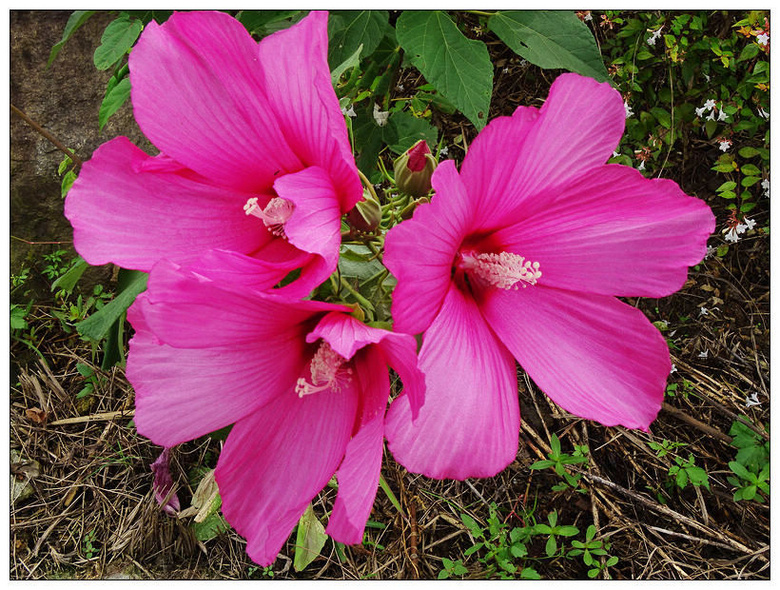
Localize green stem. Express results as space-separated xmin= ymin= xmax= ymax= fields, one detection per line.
xmin=339 ymin=275 xmax=374 ymax=312
xmin=357 ymin=168 xmax=379 ymax=203
xmin=466 ymin=10 xmax=496 ymax=17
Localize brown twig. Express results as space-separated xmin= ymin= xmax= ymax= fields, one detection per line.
xmin=10 ymin=103 xmax=83 ymax=171
xmin=48 ymin=409 xmax=135 ymax=426
xmin=661 ymin=402 xmax=732 ymax=444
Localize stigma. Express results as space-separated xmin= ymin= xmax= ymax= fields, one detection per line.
xmin=295 ymin=341 xmax=352 ymax=398
xmin=460 ymin=251 xmax=542 ymax=290
xmin=244 ymin=196 xmax=294 ymax=238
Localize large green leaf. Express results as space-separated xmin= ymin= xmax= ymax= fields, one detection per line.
xmin=93 ymin=13 xmax=144 ymax=71
xmin=48 ymin=11 xmax=96 ymax=67
xmin=385 ymin=110 xmax=438 ymax=155
xmin=396 ymin=11 xmax=493 ymax=130
xmin=328 ymin=10 xmax=390 ymax=68
xmin=488 ymin=11 xmax=610 ymax=82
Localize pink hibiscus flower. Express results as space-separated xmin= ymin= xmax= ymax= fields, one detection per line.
xmin=127 ymin=252 xmax=424 ymax=565
xmin=65 ymin=11 xmax=362 ymax=296
xmin=383 ymin=73 xmax=715 ymax=480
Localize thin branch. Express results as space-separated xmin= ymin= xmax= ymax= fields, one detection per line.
xmin=11 ymin=103 xmax=83 ymax=170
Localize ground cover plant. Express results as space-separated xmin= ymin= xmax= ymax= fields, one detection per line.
xmin=10 ymin=9 xmax=769 ymax=579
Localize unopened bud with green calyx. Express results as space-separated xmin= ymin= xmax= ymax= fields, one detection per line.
xmin=346 ymin=188 xmax=382 ymax=233
xmin=394 ymin=140 xmax=437 ymax=197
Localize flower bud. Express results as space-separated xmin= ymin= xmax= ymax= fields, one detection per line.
xmin=346 ymin=188 xmax=382 ymax=233
xmin=394 ymin=140 xmax=437 ymax=197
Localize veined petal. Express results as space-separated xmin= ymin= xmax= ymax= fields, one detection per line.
xmin=127 ymin=293 xmax=306 ymax=447
xmin=258 ymin=11 xmax=363 ymax=212
xmin=385 ymin=160 xmax=472 ymax=335
xmin=273 ymin=166 xmax=342 ymax=292
xmin=64 ymin=137 xmax=267 ymax=271
xmin=327 ymin=347 xmax=388 ymax=544
xmin=138 ymin=260 xmax=348 ymax=350
xmin=481 ymin=286 xmax=669 ymax=431
xmin=130 ymin=11 xmax=302 ymax=193
xmin=491 ymin=165 xmax=715 ymax=297
xmin=385 ymin=284 xmax=519 ymax=480
xmin=216 ymin=384 xmax=357 ymax=566
xmin=462 ymin=73 xmax=625 ymax=229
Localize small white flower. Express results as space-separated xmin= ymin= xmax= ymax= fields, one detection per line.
xmin=612 ymin=151 xmax=620 ymax=158
xmin=704 ymin=245 xmax=716 ymax=259
xmin=583 ymin=13 xmax=592 ymax=21
xmin=761 ymin=178 xmax=770 ymax=196
xmin=396 ymin=83 xmax=405 ymax=91
xmin=637 ymin=160 xmax=646 ymax=171
xmin=439 ymin=146 xmax=448 ymax=156
xmin=704 ymin=99 xmax=717 ymax=111
xmin=736 ymin=222 xmax=748 ymax=234
xmin=724 ymin=227 xmax=741 ymax=243
xmin=647 ymin=27 xmax=663 ymax=46
xmin=624 ymin=101 xmax=634 ymax=118
xmin=703 ymin=72 xmax=711 ymax=82
xmin=707 ymin=110 xmax=716 ymax=121
xmin=698 ymin=350 xmax=709 ymax=359
xmin=372 ymin=103 xmax=389 ymax=127
xmin=695 ymin=106 xmax=707 ymax=118
xmin=670 ymin=363 xmax=677 ymax=374
xmin=756 ymin=32 xmax=769 ymax=45
xmin=757 ymin=106 xmax=769 ymax=120
xmin=699 ymin=307 xmax=709 ymax=316
xmin=502 ymin=67 xmax=510 ymax=74
xmin=745 ymin=392 xmax=762 ymax=408
xmin=717 ymin=109 xmax=728 ymax=122
xmin=341 ymin=104 xmax=356 ymax=118
xmin=743 ymin=217 xmax=756 ymax=231
xmin=718 ymin=139 xmax=731 ymax=152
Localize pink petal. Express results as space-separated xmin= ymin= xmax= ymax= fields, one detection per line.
xmin=490 ymin=165 xmax=715 ymax=297
xmin=458 ymin=105 xmax=540 ymax=221
xmin=64 ymin=137 xmax=267 ymax=271
xmin=257 ymin=11 xmax=363 ymax=212
xmin=185 ymin=249 xmax=311 ymax=294
xmin=127 ymin=261 xmax=350 ymax=446
xmin=481 ymin=285 xmax=669 ymax=431
xmin=385 ymin=284 xmax=520 ymax=480
xmin=384 ymin=160 xmax=472 ymax=335
xmin=273 ymin=166 xmax=343 ymax=293
xmin=308 ymin=312 xmax=426 ymax=418
xmin=216 ymin=383 xmax=358 ymax=566
xmin=327 ymin=347 xmax=388 ymax=544
xmin=461 ymin=73 xmax=625 ymax=229
xmin=130 ymin=11 xmax=302 ymax=193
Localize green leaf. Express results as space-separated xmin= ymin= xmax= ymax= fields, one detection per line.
xmin=650 ymin=107 xmax=672 ymax=128
xmin=520 ymin=567 xmax=541 ymax=580
xmin=386 ymin=111 xmax=438 ymax=155
xmin=545 ymin=534 xmax=557 ymax=557
xmin=529 ymin=459 xmax=555 ymax=470
xmin=293 ymin=504 xmax=328 ymax=572
xmin=191 ymin=512 xmax=230 ymax=542
xmin=557 ymin=525 xmax=580 ymax=537
xmin=328 ymin=11 xmax=389 ymax=68
xmin=741 ymin=163 xmax=761 ymax=176
xmin=331 ymin=44 xmax=363 ymax=86
xmin=728 ymin=460 xmax=753 ymax=481
xmin=396 ymin=11 xmax=493 ymax=130
xmin=716 ymin=181 xmax=737 ymax=192
xmin=99 ymin=77 xmax=131 ymax=131
xmin=61 ymin=171 xmax=77 ymax=198
xmin=488 ymin=11 xmax=610 ymax=82
xmin=48 ymin=11 xmax=96 ymax=67
xmin=93 ymin=14 xmax=144 ymax=71
xmin=742 ymin=175 xmax=761 ymax=187
xmin=460 ymin=513 xmax=484 ymax=538
xmin=10 ymin=305 xmax=28 ymax=331
xmin=77 ymin=270 xmax=147 ymax=341
xmin=237 ymin=10 xmax=301 ymax=37
xmin=739 ymin=146 xmax=761 ymax=158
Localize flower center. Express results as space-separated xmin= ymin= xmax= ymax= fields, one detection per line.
xmin=243 ymin=197 xmax=295 ymax=238
xmin=295 ymin=341 xmax=352 ymax=398
xmin=460 ymin=251 xmax=542 ymax=290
